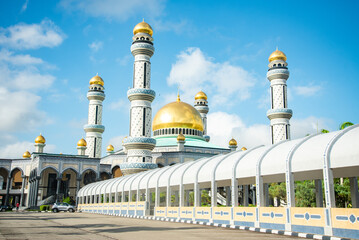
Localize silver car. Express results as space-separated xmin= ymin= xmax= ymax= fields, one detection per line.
xmin=52 ymin=202 xmax=76 ymax=212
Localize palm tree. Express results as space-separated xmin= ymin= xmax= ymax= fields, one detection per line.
xmin=339 ymin=122 xmax=354 ymax=130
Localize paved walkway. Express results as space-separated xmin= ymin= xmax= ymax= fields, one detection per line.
xmin=0 ymin=212 xmax=299 ymax=240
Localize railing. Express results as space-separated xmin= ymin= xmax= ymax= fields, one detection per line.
xmin=78 ymin=203 xmax=359 ymax=239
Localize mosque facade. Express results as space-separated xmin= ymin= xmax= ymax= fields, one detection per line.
xmin=0 ymin=21 xmax=287 ymax=208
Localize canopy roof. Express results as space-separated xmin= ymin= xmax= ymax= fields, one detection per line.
xmin=78 ymin=125 xmax=359 ymax=197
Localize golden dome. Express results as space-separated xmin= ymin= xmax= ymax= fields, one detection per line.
xmin=107 ymin=144 xmax=114 ymax=152
xmin=77 ymin=138 xmax=87 ymax=147
xmin=229 ymin=138 xmax=237 ymax=146
xmin=152 ymin=98 xmax=204 ymax=132
xmin=241 ymin=147 xmax=247 ymax=151
xmin=177 ymin=134 xmax=185 ymax=141
xmin=195 ymin=91 xmax=207 ymax=100
xmin=133 ymin=20 xmax=153 ymax=36
xmin=89 ymin=74 xmax=104 ymax=86
xmin=269 ymin=49 xmax=287 ymax=62
xmin=35 ymin=134 xmax=46 ymax=144
xmin=23 ymin=151 xmax=31 ymax=158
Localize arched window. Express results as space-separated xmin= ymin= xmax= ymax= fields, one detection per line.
xmin=172 ymin=129 xmax=175 ymax=134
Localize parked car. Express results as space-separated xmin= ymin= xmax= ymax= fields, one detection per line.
xmin=0 ymin=205 xmax=12 ymax=212
xmin=51 ymin=202 xmax=76 ymax=213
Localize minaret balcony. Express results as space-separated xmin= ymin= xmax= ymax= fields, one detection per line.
xmin=267 ymin=108 xmax=293 ymax=120
xmin=267 ymin=68 xmax=289 ymax=81
xmin=194 ymin=105 xmax=209 ymax=113
xmin=131 ymin=42 xmax=155 ymax=56
xmin=87 ymin=91 xmax=105 ymax=101
xmin=127 ymin=88 xmax=156 ymax=102
xmin=83 ymin=124 xmax=105 ymax=133
xmin=123 ymin=136 xmax=156 ymax=150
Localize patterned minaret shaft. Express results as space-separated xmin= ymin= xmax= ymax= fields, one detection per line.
xmin=84 ymin=75 xmax=105 ymax=158
xmin=194 ymin=91 xmax=210 ymax=142
xmin=267 ymin=50 xmax=292 ymax=144
xmin=121 ymin=21 xmax=157 ymax=175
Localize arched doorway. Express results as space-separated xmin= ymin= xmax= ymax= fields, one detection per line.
xmin=10 ymin=168 xmax=23 ymax=206
xmin=111 ymin=166 xmax=123 ymax=178
xmin=39 ymin=167 xmax=59 ymax=201
xmin=82 ymin=169 xmax=97 ymax=187
xmin=60 ymin=169 xmax=78 ymax=203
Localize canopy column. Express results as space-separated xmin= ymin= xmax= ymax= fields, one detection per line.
xmin=315 ymin=179 xmax=323 ymax=207
xmin=350 ymin=177 xmax=359 ymax=208
xmin=225 ymin=186 xmax=231 ymax=206
xmin=243 ymin=185 xmax=249 ymax=206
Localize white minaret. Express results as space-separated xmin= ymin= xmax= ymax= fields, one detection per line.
xmin=84 ymin=74 xmax=105 ymax=158
xmin=34 ymin=134 xmax=46 ymax=153
xmin=77 ymin=138 xmax=87 ymax=156
xmin=121 ymin=20 xmax=157 ymax=175
xmin=194 ymin=91 xmax=210 ymax=142
xmin=267 ymin=49 xmax=292 ymax=144
xmin=228 ymin=138 xmax=238 ymax=152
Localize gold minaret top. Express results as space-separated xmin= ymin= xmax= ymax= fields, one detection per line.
xmin=133 ymin=20 xmax=153 ymax=36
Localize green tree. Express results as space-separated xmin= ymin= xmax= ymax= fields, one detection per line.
xmin=295 ymin=180 xmax=316 ymax=207
xmin=321 ymin=129 xmax=330 ymax=133
xmin=334 ymin=178 xmax=351 ymax=208
xmin=268 ymin=182 xmax=287 ymax=205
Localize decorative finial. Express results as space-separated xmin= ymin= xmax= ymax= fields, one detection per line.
xmin=177 ymin=86 xmax=181 ymax=102
xmin=96 ymin=73 xmax=98 ymax=76
xmin=142 ymin=18 xmax=144 ymax=22
xmin=276 ymin=46 xmax=278 ymax=51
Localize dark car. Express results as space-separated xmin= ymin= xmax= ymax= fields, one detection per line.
xmin=0 ymin=205 xmax=13 ymax=212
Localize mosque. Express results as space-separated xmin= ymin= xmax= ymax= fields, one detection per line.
xmin=1 ymin=21 xmax=359 ymax=240
xmin=0 ymin=20 xmax=250 ymax=207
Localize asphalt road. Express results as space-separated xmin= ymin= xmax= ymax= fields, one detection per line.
xmin=0 ymin=211 xmax=300 ymax=240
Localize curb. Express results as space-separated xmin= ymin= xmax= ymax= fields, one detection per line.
xmin=86 ymin=212 xmax=349 ymax=240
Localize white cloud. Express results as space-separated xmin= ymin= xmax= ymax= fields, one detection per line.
xmin=167 ymin=48 xmax=256 ymax=106
xmin=0 ymin=51 xmax=55 ymax=91
xmin=88 ymin=41 xmax=103 ymax=52
xmin=0 ymin=87 xmax=49 ymax=132
xmin=293 ymin=84 xmax=321 ymax=97
xmin=59 ymin=0 xmax=165 ymax=21
xmin=0 ymin=141 xmax=56 ymax=158
xmin=0 ymin=49 xmax=43 ymax=65
xmin=208 ymin=111 xmax=270 ymax=149
xmin=0 ymin=19 xmax=66 ymax=49
xmin=290 ymin=116 xmax=332 ymax=138
xmin=206 ymin=111 xmax=332 ymax=150
xmin=207 ymin=111 xmax=244 ymax=148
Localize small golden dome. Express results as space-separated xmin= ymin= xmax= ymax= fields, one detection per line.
xmin=229 ymin=138 xmax=237 ymax=146
xmin=107 ymin=144 xmax=114 ymax=152
xmin=152 ymin=98 xmax=204 ymax=132
xmin=133 ymin=20 xmax=153 ymax=36
xmin=268 ymin=49 xmax=287 ymax=62
xmin=89 ymin=74 xmax=104 ymax=86
xmin=35 ymin=134 xmax=46 ymax=144
xmin=23 ymin=151 xmax=31 ymax=158
xmin=77 ymin=138 xmax=87 ymax=147
xmin=241 ymin=147 xmax=247 ymax=151
xmin=195 ymin=91 xmax=207 ymax=100
xmin=177 ymin=134 xmax=185 ymax=141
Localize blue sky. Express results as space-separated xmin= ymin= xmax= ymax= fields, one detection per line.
xmin=0 ymin=0 xmax=358 ymax=158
